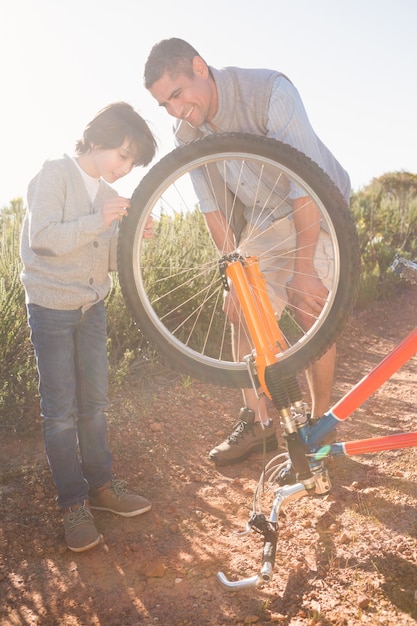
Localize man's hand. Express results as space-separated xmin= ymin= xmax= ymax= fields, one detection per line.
xmin=286 ymin=273 xmax=328 ymax=330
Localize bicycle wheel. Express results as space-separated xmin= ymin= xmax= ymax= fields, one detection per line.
xmin=118 ymin=133 xmax=360 ymax=388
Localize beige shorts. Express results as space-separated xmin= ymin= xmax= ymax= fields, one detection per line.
xmin=239 ymin=216 xmax=334 ymax=318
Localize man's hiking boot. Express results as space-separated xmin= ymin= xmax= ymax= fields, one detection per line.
xmin=89 ymin=479 xmax=151 ymax=517
xmin=209 ymin=407 xmax=278 ymax=466
xmin=63 ymin=502 xmax=100 ymax=552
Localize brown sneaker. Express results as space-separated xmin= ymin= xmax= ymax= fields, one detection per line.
xmin=209 ymin=407 xmax=278 ymax=466
xmin=63 ymin=502 xmax=100 ymax=552
xmin=89 ymin=479 xmax=151 ymax=517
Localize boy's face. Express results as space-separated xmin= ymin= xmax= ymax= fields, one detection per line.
xmin=149 ymin=56 xmax=217 ymax=128
xmin=91 ymin=138 xmax=137 ymax=183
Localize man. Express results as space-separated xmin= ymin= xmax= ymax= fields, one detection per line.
xmin=144 ymin=38 xmax=350 ymax=466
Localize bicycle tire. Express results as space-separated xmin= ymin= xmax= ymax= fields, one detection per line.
xmin=118 ymin=133 xmax=360 ymax=388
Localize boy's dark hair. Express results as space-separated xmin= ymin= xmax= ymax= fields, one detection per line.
xmin=75 ymin=102 xmax=157 ymax=167
xmin=144 ymin=38 xmax=201 ymax=89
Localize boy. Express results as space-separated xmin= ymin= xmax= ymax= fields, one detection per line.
xmin=20 ymin=102 xmax=157 ymax=552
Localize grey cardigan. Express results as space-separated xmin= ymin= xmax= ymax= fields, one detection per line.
xmin=20 ymin=154 xmax=118 ymax=311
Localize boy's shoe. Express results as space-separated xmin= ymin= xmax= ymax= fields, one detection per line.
xmin=89 ymin=479 xmax=151 ymax=517
xmin=63 ymin=502 xmax=100 ymax=552
xmin=209 ymin=407 xmax=278 ymax=466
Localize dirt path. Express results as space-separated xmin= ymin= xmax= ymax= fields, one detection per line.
xmin=1 ymin=285 xmax=417 ymax=625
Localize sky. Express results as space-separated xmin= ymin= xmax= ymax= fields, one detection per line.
xmin=1 ymin=0 xmax=417 ymax=207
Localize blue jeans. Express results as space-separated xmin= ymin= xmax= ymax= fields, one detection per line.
xmin=28 ymin=301 xmax=113 ymax=509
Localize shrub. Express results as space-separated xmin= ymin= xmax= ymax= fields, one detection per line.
xmin=350 ymin=171 xmax=417 ymax=305
xmin=138 ymin=209 xmax=230 ymax=358
xmin=0 ymin=200 xmax=39 ymax=430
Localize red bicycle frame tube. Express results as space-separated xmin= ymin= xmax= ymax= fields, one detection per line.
xmin=331 ymin=326 xmax=417 ymax=421
xmin=343 ymin=432 xmax=417 ymax=456
xmin=325 ymin=326 xmax=417 ymax=455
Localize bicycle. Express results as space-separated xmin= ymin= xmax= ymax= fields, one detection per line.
xmin=117 ymin=133 xmax=416 ymax=589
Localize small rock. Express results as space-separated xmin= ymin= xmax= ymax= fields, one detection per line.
xmin=145 ymin=558 xmax=166 ymax=578
xmin=358 ymin=595 xmax=371 ymax=609
xmin=128 ymin=543 xmax=141 ymax=552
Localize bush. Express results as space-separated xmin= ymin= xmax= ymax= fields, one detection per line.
xmin=106 ymin=272 xmax=156 ymax=382
xmin=0 ymin=200 xmax=39 ymax=430
xmin=350 ymin=171 xmax=417 ymax=305
xmin=139 ymin=209 xmax=229 ymax=357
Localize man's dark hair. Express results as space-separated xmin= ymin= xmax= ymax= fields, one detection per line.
xmin=75 ymin=102 xmax=157 ymax=167
xmin=144 ymin=38 xmax=202 ymax=89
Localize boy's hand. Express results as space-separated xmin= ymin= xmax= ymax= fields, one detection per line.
xmin=101 ymin=196 xmax=131 ymax=227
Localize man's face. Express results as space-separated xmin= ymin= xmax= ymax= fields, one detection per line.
xmin=149 ymin=57 xmax=217 ymax=128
